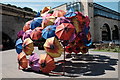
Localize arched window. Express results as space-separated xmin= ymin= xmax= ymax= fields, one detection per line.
xmin=102 ymin=24 xmax=111 ymax=41
xmin=112 ymin=25 xmax=119 ymax=40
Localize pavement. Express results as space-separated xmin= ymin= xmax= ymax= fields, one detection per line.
xmin=1 ymin=47 xmax=119 ymax=79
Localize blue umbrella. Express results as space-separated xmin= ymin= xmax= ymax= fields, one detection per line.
xmin=30 ymin=17 xmax=43 ymax=30
xmin=42 ymin=25 xmax=56 ymax=39
xmin=83 ymin=26 xmax=90 ymax=35
xmin=15 ymin=38 xmax=23 ymax=54
xmin=64 ymin=8 xmax=77 ymax=18
xmin=35 ymin=12 xmax=40 ymax=17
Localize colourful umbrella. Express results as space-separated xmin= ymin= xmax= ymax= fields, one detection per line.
xmin=35 ymin=12 xmax=40 ymax=17
xmin=64 ymin=8 xmax=77 ymax=18
xmin=83 ymin=25 xmax=90 ymax=35
xmin=42 ymin=25 xmax=56 ymax=39
xmin=22 ymin=38 xmax=34 ymax=55
xmin=85 ymin=39 xmax=92 ymax=47
xmin=73 ymin=45 xmax=80 ymax=54
xmin=17 ymin=30 xmax=24 ymax=39
xmin=29 ymin=53 xmax=40 ymax=72
xmin=85 ymin=16 xmax=90 ymax=27
xmin=30 ymin=27 xmax=43 ymax=40
xmin=52 ymin=10 xmax=66 ymax=17
xmin=15 ymin=38 xmax=23 ymax=54
xmin=42 ymin=16 xmax=56 ymax=29
xmin=65 ymin=45 xmax=73 ymax=53
xmin=39 ymin=54 xmax=56 ymax=73
xmin=87 ymin=32 xmax=91 ymax=41
xmin=54 ymin=17 xmax=71 ymax=26
xmin=30 ymin=17 xmax=43 ymax=30
xmin=41 ymin=7 xmax=51 ymax=16
xmin=23 ymin=20 xmax=32 ymax=32
xmin=80 ymin=46 xmax=89 ymax=54
xmin=55 ymin=23 xmax=75 ymax=40
xmin=22 ymin=29 xmax=32 ymax=40
xmin=18 ymin=52 xmax=28 ymax=69
xmin=44 ymin=37 xmax=63 ymax=58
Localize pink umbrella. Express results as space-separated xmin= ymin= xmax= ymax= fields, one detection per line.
xmin=29 ymin=53 xmax=40 ymax=72
xmin=17 ymin=30 xmax=25 ymax=39
xmin=22 ymin=29 xmax=32 ymax=40
xmin=23 ymin=20 xmax=33 ymax=32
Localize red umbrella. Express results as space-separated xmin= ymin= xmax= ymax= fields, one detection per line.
xmin=39 ymin=54 xmax=56 ymax=73
xmin=30 ymin=27 xmax=43 ymax=40
xmin=55 ymin=23 xmax=75 ymax=40
xmin=65 ymin=45 xmax=73 ymax=53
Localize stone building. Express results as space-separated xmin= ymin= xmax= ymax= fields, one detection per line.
xmin=53 ymin=0 xmax=120 ymax=43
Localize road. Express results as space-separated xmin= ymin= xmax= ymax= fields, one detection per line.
xmin=1 ymin=47 xmax=119 ymax=79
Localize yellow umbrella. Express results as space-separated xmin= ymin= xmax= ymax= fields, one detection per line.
xmin=44 ymin=37 xmax=64 ymax=58
xmin=23 ymin=38 xmax=34 ymax=55
xmin=42 ymin=16 xmax=56 ymax=29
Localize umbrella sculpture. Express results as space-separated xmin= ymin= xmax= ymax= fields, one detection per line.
xmin=15 ymin=38 xmax=23 ymax=54
xmin=29 ymin=53 xmax=40 ymax=72
xmin=18 ymin=52 xmax=28 ymax=69
xmin=44 ymin=37 xmax=63 ymax=58
xmin=30 ymin=27 xmax=43 ymax=40
xmin=42 ymin=25 xmax=56 ymax=39
xmin=15 ymin=6 xmax=92 ymax=75
xmin=23 ymin=20 xmax=33 ymax=32
xmin=22 ymin=38 xmax=34 ymax=55
xmin=39 ymin=54 xmax=56 ymax=73
xmin=30 ymin=17 xmax=43 ymax=30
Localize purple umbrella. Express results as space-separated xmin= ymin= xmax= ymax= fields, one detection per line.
xmin=22 ymin=29 xmax=32 ymax=40
xmin=54 ymin=17 xmax=70 ymax=26
xmin=17 ymin=30 xmax=24 ymax=39
xmin=29 ymin=53 xmax=40 ymax=72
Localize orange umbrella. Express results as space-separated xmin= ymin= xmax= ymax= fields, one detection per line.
xmin=52 ymin=10 xmax=66 ymax=17
xmin=39 ymin=54 xmax=56 ymax=73
xmin=18 ymin=52 xmax=28 ymax=69
xmin=55 ymin=23 xmax=75 ymax=40
xmin=44 ymin=37 xmax=63 ymax=58
xmin=41 ymin=7 xmax=51 ymax=16
xmin=22 ymin=38 xmax=34 ymax=55
xmin=23 ymin=20 xmax=33 ymax=32
xmin=87 ymin=32 xmax=91 ymax=41
xmin=30 ymin=27 xmax=43 ymax=40
xmin=42 ymin=16 xmax=56 ymax=29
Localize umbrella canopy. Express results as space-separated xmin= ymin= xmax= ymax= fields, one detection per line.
xmin=35 ymin=12 xmax=40 ymax=17
xmin=39 ymin=54 xmax=56 ymax=73
xmin=41 ymin=7 xmax=51 ymax=16
xmin=42 ymin=16 xmax=56 ymax=29
xmin=22 ymin=38 xmax=34 ymax=55
xmin=30 ymin=27 xmax=43 ymax=40
xmin=54 ymin=17 xmax=71 ymax=26
xmin=17 ymin=30 xmax=24 ymax=39
xmin=52 ymin=10 xmax=66 ymax=17
xmin=87 ymin=32 xmax=91 ymax=41
xmin=29 ymin=53 xmax=40 ymax=72
xmin=64 ymin=8 xmax=76 ymax=18
xmin=23 ymin=20 xmax=32 ymax=32
xmin=30 ymin=17 xmax=43 ymax=30
xmin=42 ymin=25 xmax=56 ymax=39
xmin=18 ymin=52 xmax=28 ymax=69
xmin=85 ymin=39 xmax=92 ymax=47
xmin=22 ymin=29 xmax=32 ymax=40
xmin=55 ymin=23 xmax=75 ymax=40
xmin=80 ymin=46 xmax=89 ymax=54
xmin=85 ymin=16 xmax=90 ymax=27
xmin=73 ymin=45 xmax=80 ymax=54
xmin=65 ymin=45 xmax=73 ymax=53
xmin=15 ymin=38 xmax=23 ymax=54
xmin=44 ymin=37 xmax=63 ymax=58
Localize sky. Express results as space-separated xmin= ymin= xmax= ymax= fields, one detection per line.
xmin=0 ymin=0 xmax=119 ymax=12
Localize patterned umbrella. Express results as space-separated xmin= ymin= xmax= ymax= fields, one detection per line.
xmin=30 ymin=27 xmax=43 ymax=40
xmin=39 ymin=54 xmax=56 ymax=73
xmin=22 ymin=29 xmax=32 ymax=40
xmin=42 ymin=25 xmax=56 ymax=39
xmin=22 ymin=38 xmax=34 ymax=55
xmin=15 ymin=38 xmax=23 ymax=54
xmin=18 ymin=52 xmax=28 ymax=69
xmin=41 ymin=7 xmax=51 ymax=16
xmin=44 ymin=37 xmax=63 ymax=58
xmin=64 ymin=8 xmax=76 ymax=18
xmin=17 ymin=30 xmax=24 ymax=39
xmin=55 ymin=23 xmax=75 ymax=40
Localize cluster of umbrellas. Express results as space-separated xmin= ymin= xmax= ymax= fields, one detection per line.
xmin=15 ymin=7 xmax=92 ymax=74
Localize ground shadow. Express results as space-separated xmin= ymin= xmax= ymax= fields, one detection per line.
xmin=53 ymin=54 xmax=118 ymax=77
